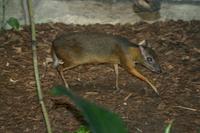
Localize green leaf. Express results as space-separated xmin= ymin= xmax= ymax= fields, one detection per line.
xmin=51 ymin=86 xmax=129 ymax=133
xmin=75 ymin=126 xmax=90 ymax=133
xmin=164 ymin=120 xmax=174 ymax=133
xmin=64 ymin=126 xmax=90 ymax=133
xmin=7 ymin=17 xmax=20 ymax=30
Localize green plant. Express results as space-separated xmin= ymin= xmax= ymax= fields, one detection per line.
xmin=51 ymin=85 xmax=129 ymax=133
xmin=65 ymin=126 xmax=90 ymax=133
xmin=7 ymin=17 xmax=20 ymax=30
xmin=164 ymin=120 xmax=174 ymax=133
xmin=1 ymin=0 xmax=20 ymax=31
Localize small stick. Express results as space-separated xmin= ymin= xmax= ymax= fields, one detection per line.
xmin=27 ymin=0 xmax=52 ymax=133
xmin=124 ymin=93 xmax=133 ymax=101
xmin=173 ymin=105 xmax=198 ymax=112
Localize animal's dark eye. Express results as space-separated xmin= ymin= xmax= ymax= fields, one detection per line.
xmin=147 ymin=57 xmax=153 ymax=62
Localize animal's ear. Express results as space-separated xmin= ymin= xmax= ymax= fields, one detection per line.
xmin=138 ymin=40 xmax=147 ymax=46
xmin=138 ymin=40 xmax=146 ymax=57
xmin=138 ymin=40 xmax=151 ymax=48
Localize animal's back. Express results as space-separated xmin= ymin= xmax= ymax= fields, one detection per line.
xmin=52 ymin=32 xmax=137 ymax=66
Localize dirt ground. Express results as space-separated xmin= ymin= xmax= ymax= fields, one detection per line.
xmin=0 ymin=20 xmax=200 ymax=133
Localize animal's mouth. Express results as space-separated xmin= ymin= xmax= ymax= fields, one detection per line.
xmin=143 ymin=63 xmax=162 ymax=74
xmin=153 ymin=69 xmax=162 ymax=74
xmin=137 ymin=63 xmax=162 ymax=74
xmin=152 ymin=67 xmax=162 ymax=74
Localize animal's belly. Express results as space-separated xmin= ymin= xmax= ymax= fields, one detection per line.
xmin=74 ymin=55 xmax=120 ymax=65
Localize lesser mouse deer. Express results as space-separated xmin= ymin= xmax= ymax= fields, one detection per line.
xmin=52 ymin=32 xmax=161 ymax=94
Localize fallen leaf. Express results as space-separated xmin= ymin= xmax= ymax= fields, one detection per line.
xmin=9 ymin=78 xmax=18 ymax=83
xmin=13 ymin=47 xmax=22 ymax=54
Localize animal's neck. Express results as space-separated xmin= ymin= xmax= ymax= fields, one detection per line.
xmin=130 ymin=47 xmax=143 ymax=63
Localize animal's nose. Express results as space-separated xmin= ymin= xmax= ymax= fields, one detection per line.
xmin=154 ymin=66 xmax=162 ymax=74
xmin=156 ymin=67 xmax=162 ymax=73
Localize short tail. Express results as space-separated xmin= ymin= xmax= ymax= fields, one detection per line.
xmin=51 ymin=47 xmax=59 ymax=68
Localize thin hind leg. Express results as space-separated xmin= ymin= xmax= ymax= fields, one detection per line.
xmin=56 ymin=65 xmax=69 ymax=89
xmin=56 ymin=63 xmax=78 ymax=89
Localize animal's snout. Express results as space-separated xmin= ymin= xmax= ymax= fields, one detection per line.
xmin=153 ymin=66 xmax=162 ymax=74
xmin=156 ymin=69 xmax=162 ymax=74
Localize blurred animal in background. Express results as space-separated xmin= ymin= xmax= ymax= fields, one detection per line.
xmin=132 ymin=0 xmax=161 ymax=20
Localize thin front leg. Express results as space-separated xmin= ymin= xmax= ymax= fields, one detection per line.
xmin=127 ymin=65 xmax=159 ymax=95
xmin=56 ymin=66 xmax=69 ymax=89
xmin=114 ymin=64 xmax=120 ymax=91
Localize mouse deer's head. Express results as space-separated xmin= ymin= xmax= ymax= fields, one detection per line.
xmin=138 ymin=40 xmax=161 ymax=73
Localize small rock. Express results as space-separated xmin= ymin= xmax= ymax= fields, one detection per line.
xmin=6 ymin=62 xmax=9 ymax=66
xmin=123 ymin=102 xmax=127 ymax=105
xmin=77 ymin=77 xmax=81 ymax=81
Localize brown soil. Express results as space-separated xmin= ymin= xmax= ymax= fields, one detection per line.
xmin=0 ymin=20 xmax=200 ymax=133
